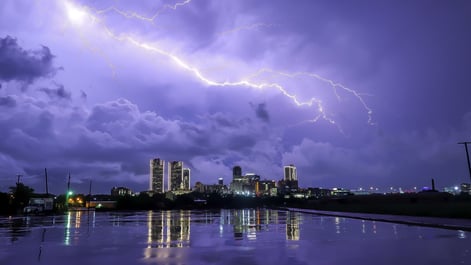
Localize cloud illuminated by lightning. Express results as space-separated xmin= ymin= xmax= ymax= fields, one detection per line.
xmin=62 ymin=1 xmax=374 ymax=128
xmin=218 ymin=23 xmax=279 ymax=37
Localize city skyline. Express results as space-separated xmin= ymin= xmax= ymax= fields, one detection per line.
xmin=1 ymin=0 xmax=471 ymax=194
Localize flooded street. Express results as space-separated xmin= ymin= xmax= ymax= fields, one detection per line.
xmin=0 ymin=209 xmax=469 ymax=264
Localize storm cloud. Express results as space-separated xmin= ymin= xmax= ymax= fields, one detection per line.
xmin=0 ymin=35 xmax=58 ymax=83
xmin=1 ymin=0 xmax=471 ymax=194
xmin=252 ymin=102 xmax=270 ymax=123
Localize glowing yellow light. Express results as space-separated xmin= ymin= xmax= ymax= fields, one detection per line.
xmin=65 ymin=2 xmax=87 ymax=25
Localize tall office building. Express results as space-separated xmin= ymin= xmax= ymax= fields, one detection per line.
xmin=283 ymin=164 xmax=298 ymax=191
xmin=233 ymin=166 xmax=242 ymax=179
xmin=168 ymin=161 xmax=184 ymax=191
xmin=182 ymin=168 xmax=191 ymax=191
xmin=150 ymin=158 xmax=165 ymax=193
xmin=284 ymin=164 xmax=297 ymax=181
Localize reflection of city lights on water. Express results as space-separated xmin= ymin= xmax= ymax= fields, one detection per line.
xmin=286 ymin=212 xmax=300 ymax=240
xmin=64 ymin=212 xmax=71 ymax=246
xmin=75 ymin=211 xmax=81 ymax=228
xmin=144 ymin=210 xmax=191 ymax=257
xmin=335 ymin=217 xmax=341 ymax=234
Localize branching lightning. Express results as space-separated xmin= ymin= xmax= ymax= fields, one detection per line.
xmin=94 ymin=0 xmax=192 ymax=24
xmin=62 ymin=1 xmax=374 ymax=129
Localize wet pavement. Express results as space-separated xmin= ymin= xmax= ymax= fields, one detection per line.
xmin=0 ymin=209 xmax=470 ymax=264
xmin=288 ymin=207 xmax=471 ymax=231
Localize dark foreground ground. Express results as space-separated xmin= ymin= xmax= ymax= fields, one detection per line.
xmin=287 ymin=192 xmax=471 ymax=219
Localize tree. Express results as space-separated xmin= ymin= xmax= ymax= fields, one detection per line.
xmin=9 ymin=183 xmax=34 ymax=212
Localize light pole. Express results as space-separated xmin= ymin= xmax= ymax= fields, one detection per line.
xmin=458 ymin=142 xmax=471 ymax=183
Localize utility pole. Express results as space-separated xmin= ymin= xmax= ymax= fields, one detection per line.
xmin=66 ymin=172 xmax=71 ymax=210
xmin=45 ymin=168 xmax=49 ymax=196
xmin=458 ymin=142 xmax=471 ymax=183
xmin=16 ymin=174 xmax=22 ymax=185
xmin=88 ymin=179 xmax=92 ymax=211
xmin=67 ymin=172 xmax=71 ymax=194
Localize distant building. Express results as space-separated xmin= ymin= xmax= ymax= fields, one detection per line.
xmin=461 ymin=183 xmax=471 ymax=195
xmin=168 ymin=161 xmax=184 ymax=191
xmin=231 ymin=166 xmax=244 ymax=194
xmin=307 ymin=187 xmax=332 ymax=198
xmin=150 ymin=158 xmax=165 ymax=193
xmin=258 ymin=180 xmax=276 ymax=196
xmin=194 ymin=181 xmax=204 ymax=193
xmin=284 ymin=164 xmax=297 ymax=181
xmin=331 ymin=188 xmax=351 ymax=196
xmin=182 ymin=168 xmax=191 ymax=191
xmin=443 ymin=186 xmax=461 ymax=195
xmin=218 ymin=177 xmax=224 ymax=185
xmin=111 ymin=186 xmax=133 ymax=196
xmin=233 ymin=166 xmax=242 ymax=179
xmin=231 ymin=172 xmax=260 ymax=196
xmin=282 ymin=164 xmax=298 ymax=191
xmin=193 ymin=181 xmax=226 ymax=194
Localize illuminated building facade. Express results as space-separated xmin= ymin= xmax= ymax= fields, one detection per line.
xmin=150 ymin=158 xmax=165 ymax=193
xmin=284 ymin=164 xmax=297 ymax=181
xmin=182 ymin=168 xmax=191 ymax=191
xmin=111 ymin=186 xmax=133 ymax=196
xmin=168 ymin=161 xmax=184 ymax=191
xmin=282 ymin=164 xmax=298 ymax=191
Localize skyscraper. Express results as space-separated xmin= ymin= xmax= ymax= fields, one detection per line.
xmin=283 ymin=164 xmax=298 ymax=191
xmin=150 ymin=158 xmax=165 ymax=193
xmin=284 ymin=164 xmax=297 ymax=181
xmin=233 ymin=166 xmax=242 ymax=179
xmin=168 ymin=161 xmax=184 ymax=191
xmin=182 ymin=168 xmax=190 ymax=191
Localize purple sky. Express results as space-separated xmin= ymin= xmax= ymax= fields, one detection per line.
xmin=1 ymin=0 xmax=471 ymax=194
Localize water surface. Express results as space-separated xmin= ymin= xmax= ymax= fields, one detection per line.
xmin=0 ymin=209 xmax=469 ymax=264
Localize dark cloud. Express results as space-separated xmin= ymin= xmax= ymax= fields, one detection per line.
xmin=39 ymin=84 xmax=71 ymax=100
xmin=0 ymin=35 xmax=58 ymax=83
xmin=250 ymin=102 xmax=270 ymax=123
xmin=0 ymin=96 xmax=16 ymax=107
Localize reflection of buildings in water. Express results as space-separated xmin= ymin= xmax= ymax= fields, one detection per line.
xmin=229 ymin=209 xmax=262 ymax=240
xmin=286 ymin=212 xmax=300 ymax=241
xmin=145 ymin=210 xmax=191 ymax=250
xmin=3 ymin=217 xmax=32 ymax=243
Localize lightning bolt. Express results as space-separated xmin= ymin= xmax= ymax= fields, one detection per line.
xmin=63 ymin=1 xmax=374 ymax=128
xmin=93 ymin=0 xmax=192 ymax=24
